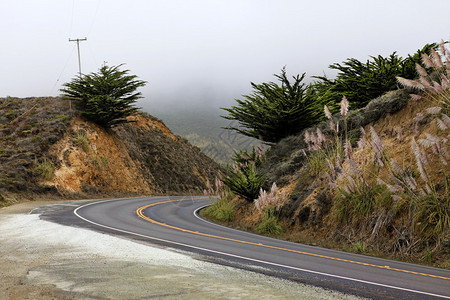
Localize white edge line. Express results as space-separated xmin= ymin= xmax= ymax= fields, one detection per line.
xmin=73 ymin=199 xmax=450 ymax=299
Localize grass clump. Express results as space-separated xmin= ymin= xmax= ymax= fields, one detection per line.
xmin=35 ymin=158 xmax=55 ymax=180
xmin=73 ymin=130 xmax=90 ymax=152
xmin=203 ymin=178 xmax=236 ymax=222
xmin=204 ymin=193 xmax=235 ymax=222
xmin=256 ymin=208 xmax=284 ymax=235
xmin=254 ymin=182 xmax=285 ymax=235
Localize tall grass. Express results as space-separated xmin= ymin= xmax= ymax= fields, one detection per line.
xmin=304 ymin=61 xmax=450 ymax=252
xmin=36 ymin=158 xmax=54 ymax=180
xmin=256 ymin=208 xmax=284 ymax=235
xmin=73 ymin=130 xmax=90 ymax=152
xmin=203 ymin=177 xmax=236 ymax=222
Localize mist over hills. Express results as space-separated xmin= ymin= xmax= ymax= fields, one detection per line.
xmin=143 ymin=102 xmax=261 ymax=165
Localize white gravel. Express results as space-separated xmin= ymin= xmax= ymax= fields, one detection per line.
xmin=0 ymin=203 xmax=365 ymax=299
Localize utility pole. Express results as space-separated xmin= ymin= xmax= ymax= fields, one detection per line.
xmin=68 ymin=38 xmax=87 ymax=111
xmin=69 ymin=37 xmax=87 ymax=76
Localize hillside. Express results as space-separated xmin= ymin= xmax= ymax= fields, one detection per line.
xmin=0 ymin=97 xmax=222 ymax=204
xmin=205 ymin=89 xmax=450 ymax=267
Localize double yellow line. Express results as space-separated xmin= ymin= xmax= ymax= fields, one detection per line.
xmin=136 ymin=198 xmax=450 ymax=281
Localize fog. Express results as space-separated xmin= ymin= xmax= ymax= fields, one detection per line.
xmin=1 ymin=0 xmax=449 ymax=113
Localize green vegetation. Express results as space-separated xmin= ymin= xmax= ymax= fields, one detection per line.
xmin=256 ymin=208 xmax=284 ymax=235
xmin=35 ymin=158 xmax=54 ymax=180
xmin=73 ymin=130 xmax=90 ymax=152
xmin=204 ymin=192 xmax=235 ymax=222
xmin=203 ymin=178 xmax=236 ymax=222
xmin=222 ymin=43 xmax=437 ymax=144
xmin=101 ymin=155 xmax=109 ymax=167
xmin=222 ymin=67 xmax=330 ymax=143
xmin=314 ymin=43 xmax=437 ymax=109
xmin=352 ymin=241 xmax=368 ymax=253
xmin=61 ymin=64 xmax=146 ymax=128
xmin=212 ymin=40 xmax=449 ymax=266
xmin=222 ymin=148 xmax=265 ymax=202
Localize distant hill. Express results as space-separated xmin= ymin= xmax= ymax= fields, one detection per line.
xmin=148 ymin=104 xmax=262 ymax=165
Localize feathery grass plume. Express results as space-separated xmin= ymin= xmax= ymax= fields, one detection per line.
xmin=426 ymin=106 xmax=442 ymax=115
xmin=344 ymin=139 xmax=352 ymax=161
xmin=370 ymin=126 xmax=384 ymax=166
xmin=398 ymin=40 xmax=450 ymax=115
xmin=204 ymin=177 xmax=227 ymax=200
xmin=419 ymin=133 xmax=449 ymax=165
xmin=410 ymin=94 xmax=423 ymax=101
xmin=414 ymin=112 xmax=424 ymax=122
xmin=441 ymin=75 xmax=450 ymax=89
xmin=340 ymin=96 xmax=349 ymax=117
xmin=325 ymin=172 xmax=338 ymax=188
xmin=416 ymin=63 xmax=428 ymax=77
xmin=203 ymin=176 xmax=236 ymax=221
xmin=430 ymin=49 xmax=443 ymax=68
xmin=347 ymin=158 xmax=362 ymax=175
xmin=324 ymin=104 xmax=336 ymax=131
xmin=422 ymin=53 xmax=436 ymax=69
xmin=204 ymin=179 xmax=213 ymax=197
xmin=324 ymin=105 xmax=332 ymax=120
xmin=377 ymin=178 xmax=404 ymax=194
xmin=391 ymin=195 xmax=404 ymax=201
xmin=441 ymin=114 xmax=450 ymax=126
xmin=357 ymin=127 xmax=367 ymax=149
xmin=439 ymin=39 xmax=448 ymax=59
xmin=254 ymin=182 xmax=286 ymax=211
xmin=419 ymin=76 xmax=434 ymax=91
xmin=316 ymin=128 xmax=326 ymax=145
xmin=304 ymin=131 xmax=311 ymax=149
xmin=325 ymin=158 xmax=337 ymax=177
xmin=396 ymin=76 xmax=425 ymax=91
xmin=411 ymin=137 xmax=429 ymax=182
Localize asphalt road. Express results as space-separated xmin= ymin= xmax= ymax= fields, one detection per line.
xmin=67 ymin=196 xmax=450 ymax=299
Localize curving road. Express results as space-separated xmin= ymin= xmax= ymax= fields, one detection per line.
xmin=70 ymin=196 xmax=450 ymax=299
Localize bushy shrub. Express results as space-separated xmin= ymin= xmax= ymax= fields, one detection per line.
xmin=256 ymin=208 xmax=284 ymax=235
xmin=222 ymin=162 xmax=264 ymax=202
xmin=61 ymin=64 xmax=146 ymax=128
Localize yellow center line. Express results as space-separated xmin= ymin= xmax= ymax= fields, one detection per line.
xmin=136 ymin=198 xmax=450 ymax=281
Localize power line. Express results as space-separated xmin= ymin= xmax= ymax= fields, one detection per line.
xmin=50 ymin=44 xmax=77 ymax=94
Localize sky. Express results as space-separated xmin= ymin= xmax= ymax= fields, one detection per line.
xmin=1 ymin=0 xmax=449 ymax=112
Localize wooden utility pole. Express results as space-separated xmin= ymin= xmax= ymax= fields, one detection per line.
xmin=69 ymin=37 xmax=87 ymax=76
xmin=68 ymin=38 xmax=87 ymax=110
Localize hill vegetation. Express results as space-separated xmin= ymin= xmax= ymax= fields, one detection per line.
xmin=204 ymin=40 xmax=450 ymax=267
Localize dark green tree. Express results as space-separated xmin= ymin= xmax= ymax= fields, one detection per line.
xmin=313 ymin=43 xmax=438 ymax=109
xmin=222 ymin=67 xmax=330 ymax=144
xmin=61 ymin=64 xmax=147 ymax=128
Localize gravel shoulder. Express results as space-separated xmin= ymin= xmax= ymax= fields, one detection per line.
xmin=0 ymin=200 xmax=364 ymax=300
